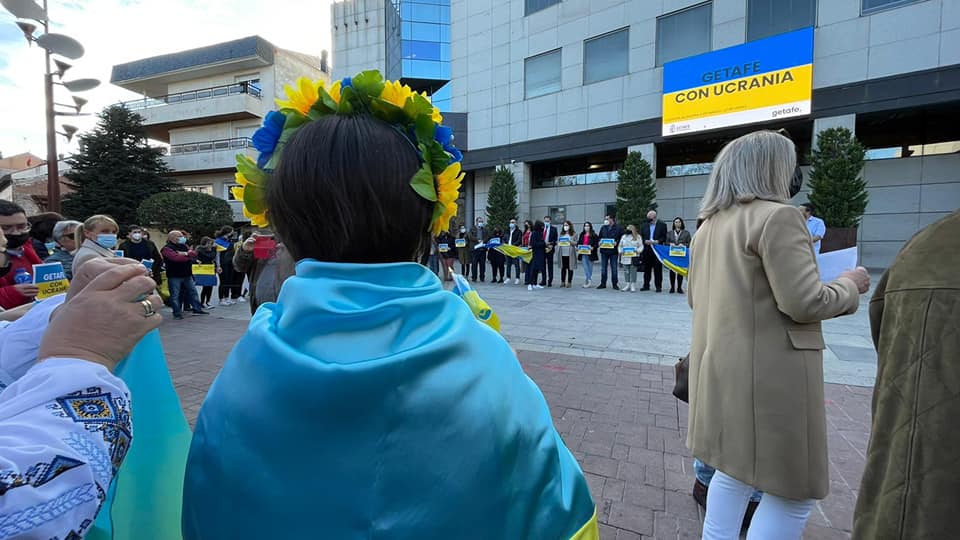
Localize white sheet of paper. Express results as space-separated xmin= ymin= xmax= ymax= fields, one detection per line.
xmin=819 ymin=247 xmax=858 ymax=283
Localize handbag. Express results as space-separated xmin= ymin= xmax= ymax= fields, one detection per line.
xmin=672 ymin=354 xmax=689 ymax=403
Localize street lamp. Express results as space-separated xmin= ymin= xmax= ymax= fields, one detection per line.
xmin=1 ymin=0 xmax=100 ymax=213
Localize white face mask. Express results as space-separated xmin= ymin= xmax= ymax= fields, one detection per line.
xmin=477 ymin=222 xmax=484 ymax=227
xmin=460 ymin=227 xmax=466 ymax=233
xmin=131 ymin=232 xmax=143 ymax=242
xmin=509 ymin=223 xmax=516 ymax=229
xmin=603 ymin=220 xmax=610 ymax=227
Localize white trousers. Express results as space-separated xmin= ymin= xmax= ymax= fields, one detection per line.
xmin=702 ymin=471 xmax=816 ymax=540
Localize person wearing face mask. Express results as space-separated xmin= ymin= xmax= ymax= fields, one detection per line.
xmin=597 ymin=215 xmax=624 ymax=290
xmin=503 ymin=218 xmax=522 ymax=285
xmin=521 ymin=220 xmax=533 ymax=284
xmin=43 ymin=220 xmax=80 ymax=280
xmin=455 ymin=223 xmax=473 ymax=279
xmin=119 ymin=225 xmax=164 ymax=285
xmin=0 ymin=200 xmax=43 ymax=309
xmin=72 ymin=214 xmax=121 ymax=272
xmin=161 ymin=229 xmax=209 ymax=320
xmin=215 ymin=226 xmax=244 ymax=306
xmin=576 ymin=222 xmax=599 ymax=288
xmin=488 ymin=227 xmax=506 ymax=283
xmin=27 ymin=212 xmax=64 ymax=259
xmin=469 ymin=216 xmax=490 ymax=282
xmin=527 ymin=221 xmax=547 ymax=291
xmin=666 ymin=217 xmax=692 ymax=294
xmin=557 ymin=220 xmax=577 ymax=288
xmin=436 ymin=230 xmax=458 ymax=282
xmin=539 ymin=216 xmax=558 ymax=287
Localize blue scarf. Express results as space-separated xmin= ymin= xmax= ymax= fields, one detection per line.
xmin=183 ymin=261 xmax=597 ymax=539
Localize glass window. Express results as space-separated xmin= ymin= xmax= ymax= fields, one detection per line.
xmin=410 ymin=3 xmax=442 ymax=22
xmin=525 ymin=49 xmax=562 ymax=99
xmin=525 ymin=0 xmax=560 ymax=16
xmin=408 ymin=59 xmax=445 ymax=79
xmin=862 ymin=0 xmax=922 ymax=14
xmin=656 ymin=2 xmax=712 ymax=66
xmin=184 ymin=185 xmax=214 ymax=196
xmin=584 ymin=28 xmax=630 ymax=85
xmin=410 ymin=22 xmax=441 ymax=41
xmin=403 ymin=40 xmax=442 ymax=61
xmin=225 ymin=184 xmax=241 ymax=201
xmin=747 ymin=0 xmax=816 ymax=42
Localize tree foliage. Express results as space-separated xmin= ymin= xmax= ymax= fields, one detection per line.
xmin=137 ymin=191 xmax=234 ymax=239
xmin=62 ymin=105 xmax=177 ymax=226
xmin=615 ymin=152 xmax=657 ymax=228
xmin=808 ymin=127 xmax=868 ymax=228
xmin=486 ymin=166 xmax=519 ymax=231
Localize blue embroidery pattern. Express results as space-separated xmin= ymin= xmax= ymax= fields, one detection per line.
xmin=62 ymin=432 xmax=112 ymax=489
xmin=0 ymin=456 xmax=84 ymax=496
xmin=48 ymin=387 xmax=131 ymax=472
xmin=48 ymin=518 xmax=91 ymax=540
xmin=0 ymin=483 xmax=97 ymax=538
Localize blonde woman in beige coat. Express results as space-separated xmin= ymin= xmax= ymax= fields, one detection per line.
xmin=687 ymin=130 xmax=870 ymax=540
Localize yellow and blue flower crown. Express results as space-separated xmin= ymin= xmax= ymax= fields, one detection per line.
xmin=234 ymin=70 xmax=464 ymax=235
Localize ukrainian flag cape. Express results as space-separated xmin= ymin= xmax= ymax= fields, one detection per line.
xmin=183 ymin=261 xmax=597 ymax=539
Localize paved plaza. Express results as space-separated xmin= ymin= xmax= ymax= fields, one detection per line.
xmin=160 ymin=268 xmax=879 ymax=539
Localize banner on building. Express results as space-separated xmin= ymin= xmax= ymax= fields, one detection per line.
xmin=662 ymin=27 xmax=814 ymax=136
xmin=32 ymin=262 xmax=70 ymax=300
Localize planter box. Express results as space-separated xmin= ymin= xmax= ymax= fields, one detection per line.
xmin=822 ymin=227 xmax=858 ymax=254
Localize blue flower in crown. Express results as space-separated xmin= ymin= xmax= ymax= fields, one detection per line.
xmin=252 ymin=110 xmax=286 ymax=169
xmin=434 ymin=125 xmax=463 ymax=164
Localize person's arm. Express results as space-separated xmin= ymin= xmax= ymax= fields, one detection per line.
xmin=811 ymin=219 xmax=826 ymax=243
xmin=0 ymin=283 xmax=32 ymax=310
xmin=233 ymin=245 xmax=254 ymax=273
xmin=0 ymin=359 xmax=131 ymax=539
xmin=758 ymin=206 xmax=860 ymax=323
xmin=0 ymin=294 xmax=65 ymax=386
xmin=161 ymin=246 xmax=194 ymax=263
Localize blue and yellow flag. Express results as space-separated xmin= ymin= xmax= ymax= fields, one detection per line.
xmin=495 ymin=243 xmax=533 ymax=263
xmin=653 ymin=244 xmax=689 ymax=276
xmin=184 ymin=261 xmax=597 ymax=539
xmin=451 ymin=271 xmax=501 ymax=332
xmin=213 ymin=238 xmax=231 ymax=252
xmin=87 ymin=330 xmax=191 ymax=540
xmin=192 ymin=263 xmax=217 ymax=287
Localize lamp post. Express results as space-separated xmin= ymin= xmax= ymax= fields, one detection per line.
xmin=2 ymin=0 xmax=100 ymax=213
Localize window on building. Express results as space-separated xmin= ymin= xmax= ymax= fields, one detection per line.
xmin=184 ymin=185 xmax=214 ymax=196
xmin=526 ymin=0 xmax=560 ymax=16
xmin=858 ymin=102 xmax=960 ymax=160
xmin=583 ymin=28 xmax=630 ymax=85
xmin=747 ymin=0 xmax=816 ymax=42
xmin=548 ymin=207 xmax=567 ymax=223
xmin=531 ymin=150 xmax=626 ymax=188
xmin=225 ymin=184 xmax=241 ymax=201
xmin=656 ymin=2 xmax=712 ymax=66
xmin=525 ymin=49 xmax=562 ymax=99
xmin=861 ymin=0 xmax=922 ymax=14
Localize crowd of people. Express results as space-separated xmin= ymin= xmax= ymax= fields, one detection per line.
xmin=0 ymin=81 xmax=956 ymax=540
xmin=430 ymin=210 xmax=693 ymax=293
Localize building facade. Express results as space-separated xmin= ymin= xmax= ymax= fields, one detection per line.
xmin=334 ymin=0 xmax=960 ymax=268
xmin=111 ymin=36 xmax=329 ymax=224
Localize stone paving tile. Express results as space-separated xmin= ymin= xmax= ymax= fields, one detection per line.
xmin=161 ymin=309 xmax=872 ymax=539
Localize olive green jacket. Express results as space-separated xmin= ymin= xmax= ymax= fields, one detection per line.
xmin=854 ymin=210 xmax=960 ymax=540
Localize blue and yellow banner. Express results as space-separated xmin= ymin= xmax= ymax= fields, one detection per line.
xmin=32 ymin=262 xmax=70 ymax=300
xmin=192 ymin=263 xmax=217 ymax=287
xmin=495 ymin=243 xmax=533 ymax=263
xmin=653 ymin=245 xmax=689 ymax=277
xmin=214 ymin=238 xmax=232 ymax=252
xmin=662 ymin=27 xmax=814 ymax=136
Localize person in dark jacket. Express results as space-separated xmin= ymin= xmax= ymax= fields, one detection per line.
xmin=487 ymin=228 xmax=505 ymax=283
xmin=503 ymin=218 xmax=522 ymax=284
xmin=233 ymin=232 xmax=296 ymax=315
xmin=43 ymin=220 xmax=80 ymax=280
xmin=597 ymin=215 xmax=624 ymax=290
xmin=853 ymin=210 xmax=960 ymax=540
xmin=469 ymin=216 xmax=489 ymax=282
xmin=539 ymin=216 xmax=558 ymax=287
xmin=161 ymin=230 xmax=208 ymax=320
xmin=195 ymin=236 xmax=219 ymax=309
xmin=576 ymin=222 xmax=599 ymax=288
xmin=436 ymin=231 xmax=457 ymax=282
xmin=666 ymin=217 xmax=692 ymax=294
xmin=640 ymin=210 xmax=668 ymax=292
xmin=27 ymin=211 xmax=62 ymax=259
xmin=526 ymin=221 xmax=546 ymax=291
xmin=215 ymin=226 xmax=243 ymax=305
xmin=118 ymin=225 xmax=163 ymax=285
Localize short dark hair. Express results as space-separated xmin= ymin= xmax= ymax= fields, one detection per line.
xmin=267 ymin=114 xmax=431 ymax=263
xmin=0 ymin=200 xmax=26 ymax=217
xmin=28 ymin=212 xmax=63 ymax=240
xmin=801 ymin=202 xmax=816 ymax=214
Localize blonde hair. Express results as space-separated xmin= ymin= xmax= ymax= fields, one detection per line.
xmin=699 ymin=131 xmax=796 ymax=220
xmin=75 ymin=214 xmax=119 ymax=246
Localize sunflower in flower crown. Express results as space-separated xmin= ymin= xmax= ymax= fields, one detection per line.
xmin=234 ymin=71 xmax=462 ymax=235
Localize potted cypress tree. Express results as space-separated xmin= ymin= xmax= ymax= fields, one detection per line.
xmin=807 ymin=127 xmax=868 ymax=253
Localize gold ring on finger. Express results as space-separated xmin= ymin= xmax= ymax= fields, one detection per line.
xmin=140 ymin=299 xmax=157 ymax=318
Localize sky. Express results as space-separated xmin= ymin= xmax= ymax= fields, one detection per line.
xmin=0 ymin=0 xmax=334 ymax=159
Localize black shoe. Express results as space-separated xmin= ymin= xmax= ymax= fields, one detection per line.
xmin=174 ymin=314 xmax=184 ymax=320
xmin=596 ymin=284 xmax=607 ymax=290
xmin=677 ymin=287 xmax=684 ymax=294
xmin=692 ymin=479 xmax=707 ymax=509
xmin=670 ymin=288 xmax=675 ymax=293
xmin=656 ymin=288 xmax=663 ymax=293
xmin=547 ymin=283 xmax=552 ymax=287
xmin=612 ymin=284 xmax=620 ymax=290
xmin=640 ymin=286 xmax=651 ymax=291
xmin=192 ymin=310 xmax=210 ymax=315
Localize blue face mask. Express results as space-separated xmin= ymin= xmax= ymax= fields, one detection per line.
xmin=44 ymin=241 xmax=57 ymax=252
xmin=178 ymin=237 xmax=187 ymax=245
xmin=96 ymin=234 xmax=118 ymax=249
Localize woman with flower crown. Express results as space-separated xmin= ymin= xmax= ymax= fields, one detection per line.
xmin=181 ymin=72 xmax=598 ymax=539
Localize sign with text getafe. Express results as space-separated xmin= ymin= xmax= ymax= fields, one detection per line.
xmin=662 ymin=27 xmax=814 ymax=136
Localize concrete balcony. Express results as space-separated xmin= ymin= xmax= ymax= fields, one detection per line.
xmin=165 ymin=137 xmax=257 ymax=174
xmin=123 ymin=83 xmax=265 ymax=142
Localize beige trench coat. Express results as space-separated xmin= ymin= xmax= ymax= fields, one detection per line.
xmin=686 ymin=200 xmax=860 ymax=500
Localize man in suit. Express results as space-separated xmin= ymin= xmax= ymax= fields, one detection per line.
xmin=540 ymin=216 xmax=559 ymax=287
xmin=469 ymin=216 xmax=490 ymax=282
xmin=503 ymin=218 xmax=522 ymax=285
xmin=641 ymin=210 xmax=668 ymax=292
xmin=597 ymin=215 xmax=624 ymax=290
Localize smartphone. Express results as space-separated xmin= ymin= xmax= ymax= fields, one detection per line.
xmin=253 ymin=235 xmax=277 ymax=260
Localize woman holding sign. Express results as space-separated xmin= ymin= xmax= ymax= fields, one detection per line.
xmin=576 ymin=222 xmax=598 ymax=288
xmin=557 ymin=220 xmax=577 ymax=288
xmin=619 ymin=225 xmax=643 ymax=292
xmin=436 ymin=230 xmax=456 ymax=281
xmin=666 ymin=217 xmax=691 ymax=294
